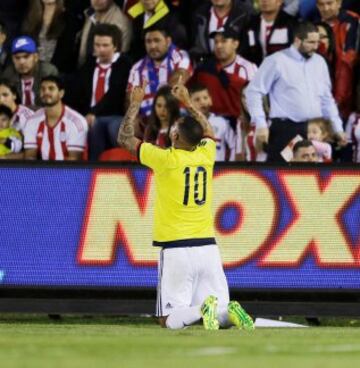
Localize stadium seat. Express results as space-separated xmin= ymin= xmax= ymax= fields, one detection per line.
xmin=99 ymin=148 xmax=137 ymax=161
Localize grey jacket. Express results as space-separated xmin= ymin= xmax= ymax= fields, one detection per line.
xmin=78 ymin=3 xmax=132 ymax=66
xmin=3 ymin=61 xmax=59 ymax=110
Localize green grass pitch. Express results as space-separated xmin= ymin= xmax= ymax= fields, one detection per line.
xmin=0 ymin=315 xmax=360 ymax=368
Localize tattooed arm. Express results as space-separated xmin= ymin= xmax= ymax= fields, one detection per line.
xmin=171 ymin=83 xmax=214 ymax=138
xmin=117 ymin=85 xmax=144 ymax=156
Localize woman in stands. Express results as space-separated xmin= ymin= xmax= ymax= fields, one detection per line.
xmin=21 ymin=0 xmax=82 ymax=74
xmin=143 ymin=85 xmax=180 ymax=148
xmin=0 ymin=79 xmax=34 ymax=135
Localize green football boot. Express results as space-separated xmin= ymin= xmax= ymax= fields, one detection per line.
xmin=201 ymin=295 xmax=219 ymax=330
xmin=228 ymin=301 xmax=255 ymax=331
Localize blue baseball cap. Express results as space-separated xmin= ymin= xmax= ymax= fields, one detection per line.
xmin=11 ymin=36 xmax=37 ymax=54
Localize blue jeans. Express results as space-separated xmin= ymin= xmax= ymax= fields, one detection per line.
xmin=89 ymin=115 xmax=123 ymax=161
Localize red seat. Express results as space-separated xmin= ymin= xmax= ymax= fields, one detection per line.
xmin=99 ymin=148 xmax=137 ymax=161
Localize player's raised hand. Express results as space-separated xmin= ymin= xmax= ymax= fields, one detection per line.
xmin=171 ymin=77 xmax=191 ymax=106
xmin=130 ymin=81 xmax=147 ymax=104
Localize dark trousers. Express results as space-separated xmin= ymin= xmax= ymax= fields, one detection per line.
xmin=267 ymin=118 xmax=308 ymax=162
xmin=89 ymin=115 xmax=123 ymax=161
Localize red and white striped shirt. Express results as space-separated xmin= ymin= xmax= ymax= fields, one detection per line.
xmin=21 ymin=78 xmax=35 ymax=107
xmin=346 ymin=112 xmax=360 ymax=163
xmin=223 ymin=55 xmax=258 ymax=81
xmin=238 ymin=124 xmax=268 ymax=162
xmin=11 ymin=104 xmax=34 ymax=133
xmin=208 ymin=113 xmax=236 ymax=161
xmin=127 ymin=47 xmax=192 ymax=116
xmin=24 ymin=105 xmax=88 ymax=160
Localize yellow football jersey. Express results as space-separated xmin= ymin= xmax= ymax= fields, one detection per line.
xmin=139 ymin=138 xmax=216 ymax=247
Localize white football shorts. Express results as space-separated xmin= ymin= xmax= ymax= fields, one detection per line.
xmin=156 ymin=244 xmax=230 ymax=317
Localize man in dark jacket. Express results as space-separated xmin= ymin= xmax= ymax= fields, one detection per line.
xmin=128 ymin=0 xmax=187 ymax=62
xmin=70 ymin=24 xmax=131 ymax=160
xmin=190 ymin=0 xmax=254 ymax=62
xmin=240 ymin=0 xmax=298 ymax=66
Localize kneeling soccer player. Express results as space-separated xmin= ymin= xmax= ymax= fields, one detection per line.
xmin=117 ymin=80 xmax=254 ymax=330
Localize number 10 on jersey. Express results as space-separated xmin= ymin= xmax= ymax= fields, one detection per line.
xmin=183 ymin=166 xmax=207 ymax=206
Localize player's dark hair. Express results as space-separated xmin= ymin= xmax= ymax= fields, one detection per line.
xmin=188 ymin=83 xmax=209 ymax=96
xmin=0 ymin=78 xmax=21 ymax=104
xmin=93 ymin=23 xmax=122 ymax=50
xmin=178 ymin=116 xmax=204 ymax=146
xmin=0 ymin=104 xmax=13 ymax=120
xmin=41 ymin=75 xmax=65 ymax=91
xmin=293 ymin=139 xmax=314 ymax=154
xmin=294 ymin=22 xmax=318 ymax=41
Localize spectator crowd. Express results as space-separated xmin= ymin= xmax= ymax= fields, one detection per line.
xmin=0 ymin=0 xmax=359 ymax=163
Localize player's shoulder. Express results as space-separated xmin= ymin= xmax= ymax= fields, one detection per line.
xmin=140 ymin=142 xmax=171 ymax=158
xmin=63 ymin=105 xmax=88 ymax=132
xmin=140 ymin=142 xmax=172 ymax=170
xmin=199 ymin=136 xmax=216 ymax=143
xmin=197 ymin=136 xmax=216 ymax=150
xmin=194 ymin=138 xmax=216 ymax=164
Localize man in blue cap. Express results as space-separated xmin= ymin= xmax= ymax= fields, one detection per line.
xmin=2 ymin=36 xmax=58 ymax=110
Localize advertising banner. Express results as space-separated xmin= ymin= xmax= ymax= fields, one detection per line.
xmin=0 ymin=164 xmax=359 ymax=290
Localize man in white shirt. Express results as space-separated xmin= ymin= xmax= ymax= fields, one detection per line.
xmin=24 ymin=76 xmax=88 ymax=161
xmin=246 ymin=21 xmax=347 ymax=162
